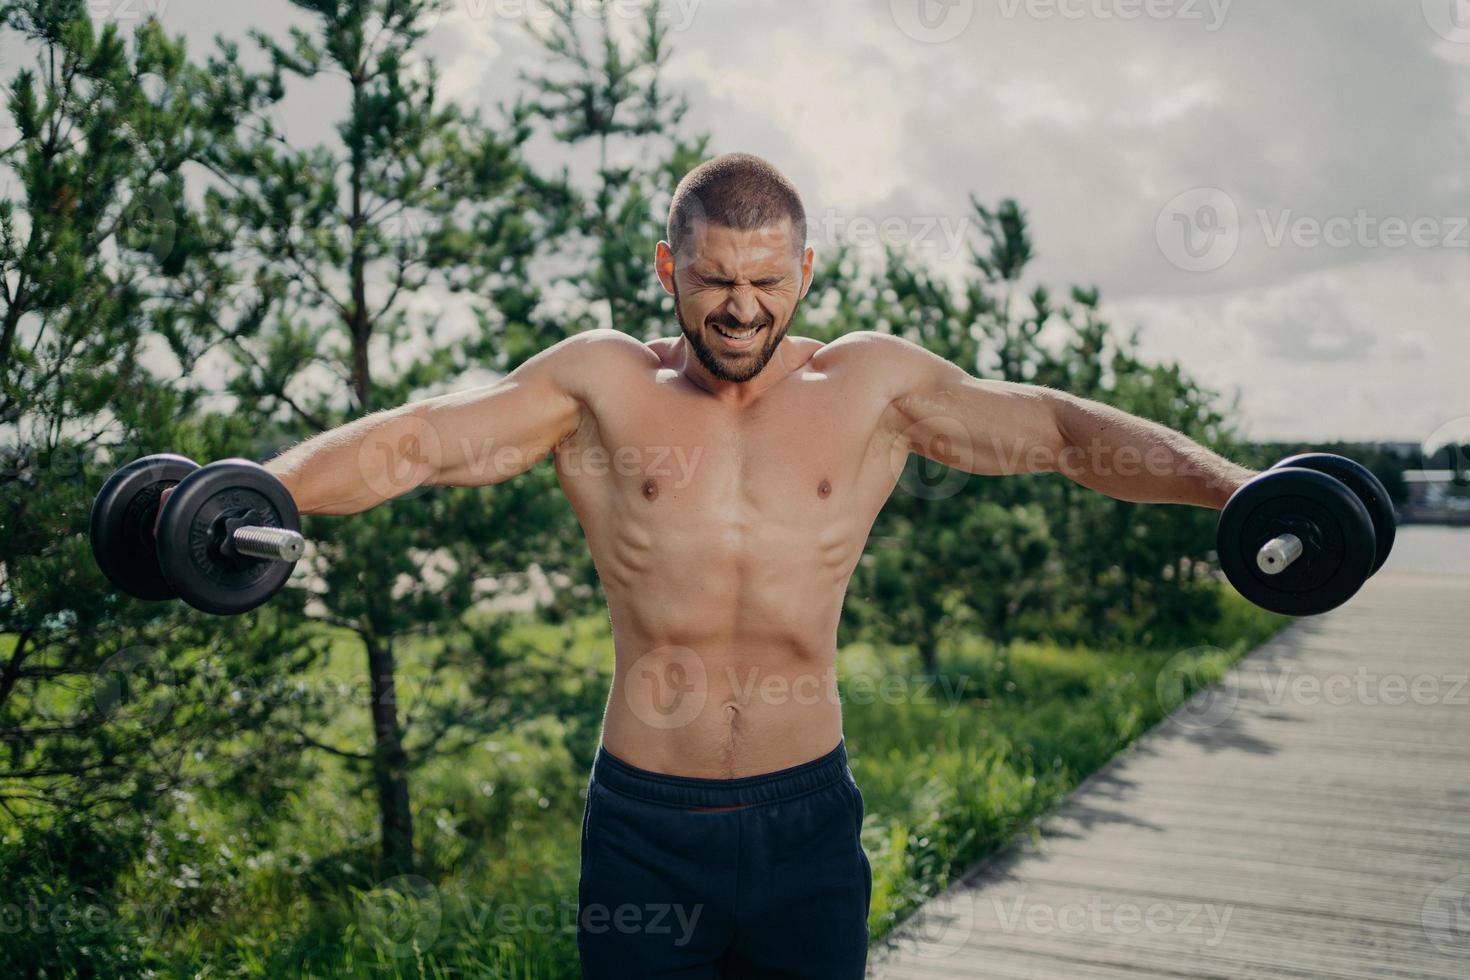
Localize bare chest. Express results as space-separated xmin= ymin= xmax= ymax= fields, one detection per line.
xmin=556 ymin=373 xmax=897 ymax=524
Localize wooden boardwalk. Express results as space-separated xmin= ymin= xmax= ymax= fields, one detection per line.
xmin=869 ymin=571 xmax=1470 ymax=980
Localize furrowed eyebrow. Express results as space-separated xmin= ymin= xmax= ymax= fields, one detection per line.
xmin=692 ymin=272 xmax=787 ymax=287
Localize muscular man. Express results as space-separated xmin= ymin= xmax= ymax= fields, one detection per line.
xmin=262 ymin=153 xmax=1255 ymax=977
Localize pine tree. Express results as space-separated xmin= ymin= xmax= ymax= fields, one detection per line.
xmin=521 ymin=0 xmax=707 ymax=340
xmin=188 ymin=0 xmax=581 ymax=873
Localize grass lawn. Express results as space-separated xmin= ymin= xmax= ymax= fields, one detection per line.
xmin=6 ymin=591 xmax=1287 ymax=978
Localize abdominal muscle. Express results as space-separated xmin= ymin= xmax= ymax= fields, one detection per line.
xmin=599 ymin=618 xmax=847 ymax=780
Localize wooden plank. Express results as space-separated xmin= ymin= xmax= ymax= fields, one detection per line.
xmin=871 ymin=572 xmax=1470 ymax=979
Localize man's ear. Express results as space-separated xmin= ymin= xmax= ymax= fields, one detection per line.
xmin=800 ymin=245 xmax=816 ymax=300
xmin=655 ymin=241 xmax=677 ymax=296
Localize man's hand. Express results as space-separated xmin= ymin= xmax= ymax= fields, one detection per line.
xmin=155 ymin=486 xmax=174 ymax=535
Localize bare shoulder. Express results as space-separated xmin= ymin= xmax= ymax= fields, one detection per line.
xmin=810 ymin=331 xmax=947 ymax=396
xmin=646 ymin=335 xmax=683 ymax=367
xmin=536 ymin=328 xmax=660 ymax=386
xmin=554 ymin=327 xmax=660 ymax=366
xmin=812 ymin=331 xmax=934 ymax=369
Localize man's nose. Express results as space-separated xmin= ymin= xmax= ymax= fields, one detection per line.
xmin=724 ymin=288 xmax=761 ymax=325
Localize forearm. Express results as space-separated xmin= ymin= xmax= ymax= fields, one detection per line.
xmin=1050 ymin=393 xmax=1255 ymax=509
xmin=266 ymin=405 xmax=436 ymax=516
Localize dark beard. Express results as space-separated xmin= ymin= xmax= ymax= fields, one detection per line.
xmin=672 ymin=283 xmax=796 ymax=383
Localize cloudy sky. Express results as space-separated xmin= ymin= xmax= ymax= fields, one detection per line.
xmin=48 ymin=0 xmax=1470 ymax=445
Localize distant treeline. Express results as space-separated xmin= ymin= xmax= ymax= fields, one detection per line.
xmin=1244 ymin=442 xmax=1469 ymax=506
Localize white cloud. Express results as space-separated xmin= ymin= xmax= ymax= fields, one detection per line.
xmin=11 ymin=0 xmax=1462 ymax=441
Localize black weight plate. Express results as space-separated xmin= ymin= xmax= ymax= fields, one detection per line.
xmin=1273 ymin=453 xmax=1396 ymax=576
xmin=156 ymin=459 xmax=301 ymax=615
xmin=89 ymin=454 xmax=200 ymax=601
xmin=1217 ymin=467 xmax=1375 ymax=616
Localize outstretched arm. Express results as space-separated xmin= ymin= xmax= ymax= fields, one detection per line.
xmin=871 ymin=334 xmax=1255 ymax=509
xmin=264 ymin=329 xmax=637 ymax=515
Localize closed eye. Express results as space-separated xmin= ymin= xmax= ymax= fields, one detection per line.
xmin=695 ymin=275 xmax=786 ymax=289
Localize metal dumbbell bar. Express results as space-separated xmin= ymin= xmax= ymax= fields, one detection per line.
xmin=90 ymin=454 xmax=305 ymax=615
xmin=227 ymin=525 xmax=306 ymax=562
xmin=1256 ymin=533 xmax=1304 ymax=575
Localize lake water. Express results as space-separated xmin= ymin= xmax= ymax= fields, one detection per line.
xmin=1382 ymin=524 xmax=1470 ymax=576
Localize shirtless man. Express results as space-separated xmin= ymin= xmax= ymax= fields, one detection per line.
xmin=262 ymin=153 xmax=1256 ymax=977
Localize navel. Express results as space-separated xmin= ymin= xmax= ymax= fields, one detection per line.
xmin=642 ymin=478 xmax=659 ymax=501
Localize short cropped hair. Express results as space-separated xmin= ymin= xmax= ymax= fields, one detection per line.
xmin=666 ymin=153 xmax=807 ymax=259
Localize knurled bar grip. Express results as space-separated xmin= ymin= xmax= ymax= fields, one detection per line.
xmin=231 ymin=526 xmax=306 ymax=563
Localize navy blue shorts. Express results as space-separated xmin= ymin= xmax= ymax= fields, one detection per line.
xmin=577 ymin=741 xmax=872 ymax=978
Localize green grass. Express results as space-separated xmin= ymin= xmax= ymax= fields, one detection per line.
xmin=5 ymin=591 xmax=1286 ymax=978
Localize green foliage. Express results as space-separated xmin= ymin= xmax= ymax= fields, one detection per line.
xmin=0 ymin=0 xmax=316 ymax=833
xmin=0 ymin=597 xmax=1283 ymax=976
xmin=178 ymin=0 xmax=605 ymax=875
xmin=825 ymin=201 xmax=1245 ymax=663
xmin=521 ymin=0 xmax=707 ymax=340
xmin=0 ymin=2 xmax=1297 ymax=975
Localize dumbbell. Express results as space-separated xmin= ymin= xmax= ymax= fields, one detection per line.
xmin=1216 ymin=453 xmax=1396 ymax=616
xmin=89 ymin=455 xmax=305 ymax=615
